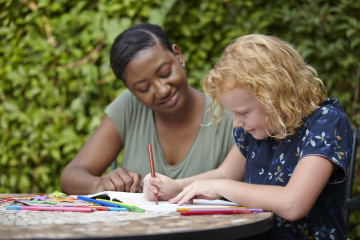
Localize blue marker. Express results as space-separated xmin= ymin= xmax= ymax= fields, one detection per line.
xmin=77 ymin=196 xmax=121 ymax=208
xmin=107 ymin=207 xmax=127 ymax=211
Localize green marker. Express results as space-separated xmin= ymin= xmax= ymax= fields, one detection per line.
xmin=96 ymin=199 xmax=145 ymax=213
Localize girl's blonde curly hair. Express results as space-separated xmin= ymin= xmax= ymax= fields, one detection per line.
xmin=203 ymin=34 xmax=327 ymax=140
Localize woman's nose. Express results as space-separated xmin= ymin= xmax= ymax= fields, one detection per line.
xmin=154 ymin=79 xmax=171 ymax=99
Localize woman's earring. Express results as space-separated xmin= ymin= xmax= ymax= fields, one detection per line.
xmin=182 ymin=63 xmax=185 ymax=67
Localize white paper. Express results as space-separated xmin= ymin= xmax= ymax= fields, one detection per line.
xmin=85 ymin=191 xmax=240 ymax=213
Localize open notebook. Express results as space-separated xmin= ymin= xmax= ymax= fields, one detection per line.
xmin=85 ymin=191 xmax=240 ymax=213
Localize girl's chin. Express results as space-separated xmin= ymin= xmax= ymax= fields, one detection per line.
xmin=247 ymin=129 xmax=254 ymax=134
xmin=249 ymin=131 xmax=269 ymax=140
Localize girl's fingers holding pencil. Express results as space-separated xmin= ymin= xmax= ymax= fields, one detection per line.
xmin=143 ymin=173 xmax=158 ymax=200
xmin=143 ymin=173 xmax=182 ymax=201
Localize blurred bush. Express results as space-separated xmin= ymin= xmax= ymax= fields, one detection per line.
xmin=0 ymin=0 xmax=359 ymax=237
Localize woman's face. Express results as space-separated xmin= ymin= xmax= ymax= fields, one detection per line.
xmin=217 ymin=87 xmax=271 ymax=140
xmin=123 ymin=44 xmax=188 ymax=114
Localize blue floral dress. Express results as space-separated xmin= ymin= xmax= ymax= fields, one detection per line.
xmin=233 ymin=99 xmax=352 ymax=240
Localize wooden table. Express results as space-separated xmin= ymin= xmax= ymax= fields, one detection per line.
xmin=0 ymin=194 xmax=273 ymax=239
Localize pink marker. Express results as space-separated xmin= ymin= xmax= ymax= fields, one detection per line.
xmin=180 ymin=209 xmax=251 ymax=215
xmin=6 ymin=205 xmax=93 ymax=212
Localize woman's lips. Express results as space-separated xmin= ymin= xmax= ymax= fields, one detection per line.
xmin=160 ymin=91 xmax=178 ymax=107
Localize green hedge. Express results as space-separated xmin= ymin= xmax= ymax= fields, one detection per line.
xmin=1 ymin=0 xmax=359 ymax=237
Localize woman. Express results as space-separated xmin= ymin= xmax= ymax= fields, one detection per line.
xmin=60 ymin=23 xmax=234 ymax=195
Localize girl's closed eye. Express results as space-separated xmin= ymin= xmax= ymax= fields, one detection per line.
xmin=235 ymin=112 xmax=248 ymax=117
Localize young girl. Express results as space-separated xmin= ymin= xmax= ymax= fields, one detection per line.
xmin=60 ymin=24 xmax=233 ymax=195
xmin=143 ymin=34 xmax=352 ymax=239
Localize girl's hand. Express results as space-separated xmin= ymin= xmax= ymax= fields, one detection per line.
xmin=169 ymin=179 xmax=221 ymax=205
xmin=143 ymin=173 xmax=182 ymax=200
xmin=95 ymin=167 xmax=142 ymax=193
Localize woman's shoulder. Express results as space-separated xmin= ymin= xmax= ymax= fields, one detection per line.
xmin=107 ymin=89 xmax=144 ymax=110
xmin=105 ymin=89 xmax=150 ymax=127
xmin=112 ymin=89 xmax=135 ymax=102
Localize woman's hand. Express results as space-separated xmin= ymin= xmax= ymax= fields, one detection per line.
xmin=169 ymin=179 xmax=222 ymax=205
xmin=95 ymin=167 xmax=142 ymax=193
xmin=143 ymin=173 xmax=182 ymax=200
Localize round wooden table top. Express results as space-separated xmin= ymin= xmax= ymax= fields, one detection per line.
xmin=0 ymin=194 xmax=273 ymax=240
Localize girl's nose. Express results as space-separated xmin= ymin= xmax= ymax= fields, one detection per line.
xmin=233 ymin=117 xmax=244 ymax=128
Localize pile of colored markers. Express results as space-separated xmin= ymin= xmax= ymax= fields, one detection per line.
xmin=76 ymin=195 xmax=145 ymax=212
xmin=3 ymin=192 xmax=145 ymax=213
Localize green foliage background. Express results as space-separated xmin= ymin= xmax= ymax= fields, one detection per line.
xmin=1 ymin=0 xmax=359 ymax=237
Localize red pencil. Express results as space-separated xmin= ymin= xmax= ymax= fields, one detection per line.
xmin=148 ymin=144 xmax=158 ymax=205
xmin=180 ymin=209 xmax=251 ymax=216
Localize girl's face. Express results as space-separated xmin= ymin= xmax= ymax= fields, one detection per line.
xmin=217 ymin=88 xmax=271 ymax=140
xmin=123 ymin=44 xmax=188 ymax=114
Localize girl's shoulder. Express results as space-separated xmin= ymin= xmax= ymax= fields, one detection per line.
xmin=303 ymin=98 xmax=350 ymax=131
xmin=297 ymin=98 xmax=353 ymax=180
xmin=312 ymin=98 xmax=346 ymax=117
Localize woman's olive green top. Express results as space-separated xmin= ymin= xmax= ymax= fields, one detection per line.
xmin=105 ymin=89 xmax=234 ymax=184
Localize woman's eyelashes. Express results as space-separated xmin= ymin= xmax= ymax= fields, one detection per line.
xmin=136 ymin=68 xmax=172 ymax=93
xmin=138 ymin=86 xmax=150 ymax=93
xmin=160 ymin=69 xmax=172 ymax=79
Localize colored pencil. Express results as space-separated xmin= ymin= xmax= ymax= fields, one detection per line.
xmin=107 ymin=207 xmax=127 ymax=211
xmin=77 ymin=196 xmax=121 ymax=208
xmin=87 ymin=206 xmax=109 ymax=211
xmin=148 ymin=143 xmax=158 ymax=205
xmin=180 ymin=209 xmax=251 ymax=215
xmin=97 ymin=199 xmax=145 ymax=213
xmin=95 ymin=198 xmax=135 ymax=207
xmin=176 ymin=207 xmax=245 ymax=212
xmin=188 ymin=208 xmax=263 ymax=213
xmin=72 ymin=206 xmax=127 ymax=211
xmin=6 ymin=205 xmax=94 ymax=212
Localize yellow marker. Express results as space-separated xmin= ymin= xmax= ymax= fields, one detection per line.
xmin=95 ymin=199 xmax=144 ymax=213
xmin=95 ymin=198 xmax=135 ymax=207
